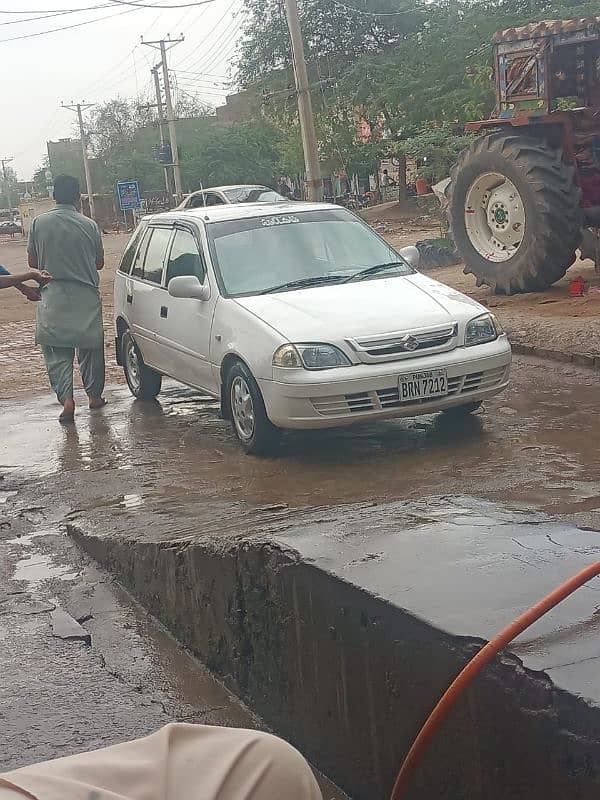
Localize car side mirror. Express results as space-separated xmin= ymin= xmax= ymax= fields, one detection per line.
xmin=168 ymin=275 xmax=210 ymax=301
xmin=399 ymin=245 xmax=420 ymax=268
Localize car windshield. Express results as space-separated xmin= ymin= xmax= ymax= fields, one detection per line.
xmin=223 ymin=187 xmax=285 ymax=203
xmin=208 ymin=209 xmax=413 ymax=297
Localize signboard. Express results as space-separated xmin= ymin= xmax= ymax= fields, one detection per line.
xmin=117 ymin=180 xmax=141 ymax=212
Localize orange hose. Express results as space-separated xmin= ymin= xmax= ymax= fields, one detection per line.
xmin=390 ymin=560 xmax=600 ymax=800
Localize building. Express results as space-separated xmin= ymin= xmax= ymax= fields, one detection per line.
xmin=215 ymin=91 xmax=257 ymax=125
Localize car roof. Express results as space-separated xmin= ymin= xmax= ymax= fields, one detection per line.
xmin=187 ymin=184 xmax=272 ymax=196
xmin=142 ymin=201 xmax=342 ymax=224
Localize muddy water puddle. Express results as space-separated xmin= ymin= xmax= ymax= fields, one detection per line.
xmin=2 ymin=357 xmax=600 ymax=525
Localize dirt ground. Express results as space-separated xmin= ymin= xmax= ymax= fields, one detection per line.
xmin=1 ymin=217 xmax=599 ymax=400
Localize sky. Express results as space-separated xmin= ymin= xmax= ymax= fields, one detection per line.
xmin=0 ymin=0 xmax=244 ymax=180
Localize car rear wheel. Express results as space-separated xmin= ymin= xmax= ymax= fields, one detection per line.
xmin=122 ymin=330 xmax=162 ymax=400
xmin=226 ymin=361 xmax=280 ymax=455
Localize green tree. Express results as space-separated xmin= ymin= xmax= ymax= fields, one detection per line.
xmin=237 ymin=0 xmax=600 ymax=191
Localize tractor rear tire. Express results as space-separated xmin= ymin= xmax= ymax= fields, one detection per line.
xmin=449 ymin=132 xmax=582 ymax=294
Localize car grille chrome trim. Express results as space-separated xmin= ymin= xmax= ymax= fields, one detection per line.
xmin=347 ymin=323 xmax=458 ymax=363
xmin=310 ymin=365 xmax=509 ymax=416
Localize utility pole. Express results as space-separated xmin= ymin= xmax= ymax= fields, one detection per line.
xmin=282 ymin=0 xmax=323 ymax=202
xmin=139 ymin=66 xmax=173 ymax=195
xmin=62 ymin=102 xmax=96 ymax=220
xmin=142 ymin=36 xmax=184 ymax=203
xmin=0 ymin=157 xmax=14 ymax=215
xmin=153 ymin=65 xmax=174 ymax=196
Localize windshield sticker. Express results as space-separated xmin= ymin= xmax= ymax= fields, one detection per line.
xmin=261 ymin=215 xmax=300 ymax=227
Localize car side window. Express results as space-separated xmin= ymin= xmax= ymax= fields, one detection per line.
xmin=166 ymin=228 xmax=206 ymax=286
xmin=118 ymin=223 xmax=147 ymax=274
xmin=142 ymin=227 xmax=173 ymax=285
xmin=204 ymin=193 xmax=225 ymax=207
xmin=130 ymin=228 xmax=153 ymax=279
xmin=189 ymin=194 xmax=205 ymax=209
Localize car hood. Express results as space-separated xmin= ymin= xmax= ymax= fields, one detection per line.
xmin=234 ymin=272 xmax=486 ymax=342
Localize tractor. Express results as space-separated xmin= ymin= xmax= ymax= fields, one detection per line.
xmin=449 ymin=16 xmax=600 ymax=294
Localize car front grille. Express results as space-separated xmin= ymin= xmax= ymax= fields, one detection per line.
xmin=348 ymin=324 xmax=458 ymax=363
xmin=310 ymin=365 xmax=509 ymax=416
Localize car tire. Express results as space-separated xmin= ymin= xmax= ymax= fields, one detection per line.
xmin=443 ymin=401 xmax=483 ymax=415
xmin=226 ymin=361 xmax=280 ymax=455
xmin=122 ymin=330 xmax=162 ymax=400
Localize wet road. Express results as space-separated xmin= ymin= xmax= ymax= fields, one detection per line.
xmin=4 ymin=355 xmax=600 ymax=529
xmin=0 ymin=480 xmax=346 ymax=799
xmin=1 ymin=353 xmax=600 ymax=788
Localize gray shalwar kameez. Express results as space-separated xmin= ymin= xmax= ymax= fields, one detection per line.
xmin=27 ymin=205 xmax=105 ymax=402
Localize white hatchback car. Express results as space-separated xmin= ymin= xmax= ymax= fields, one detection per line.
xmin=114 ymin=202 xmax=511 ymax=454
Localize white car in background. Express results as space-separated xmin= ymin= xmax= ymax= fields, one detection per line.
xmin=114 ymin=202 xmax=511 ymax=454
xmin=175 ymin=184 xmax=286 ymax=210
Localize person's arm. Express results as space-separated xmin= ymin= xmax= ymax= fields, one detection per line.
xmin=0 ymin=269 xmax=48 ymax=290
xmin=94 ymin=222 xmax=105 ymax=271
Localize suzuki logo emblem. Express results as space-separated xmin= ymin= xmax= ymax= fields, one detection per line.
xmin=401 ymin=335 xmax=419 ymax=352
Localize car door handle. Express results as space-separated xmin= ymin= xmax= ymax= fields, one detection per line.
xmin=126 ymin=293 xmax=133 ymax=304
xmin=160 ymin=305 xmax=168 ymax=318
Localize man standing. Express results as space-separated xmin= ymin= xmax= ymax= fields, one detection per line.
xmin=27 ymin=174 xmax=106 ymax=424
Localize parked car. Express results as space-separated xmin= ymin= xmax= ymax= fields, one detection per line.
xmin=0 ymin=221 xmax=23 ymax=236
xmin=174 ymin=184 xmax=286 ymax=211
xmin=114 ymin=202 xmax=511 ymax=454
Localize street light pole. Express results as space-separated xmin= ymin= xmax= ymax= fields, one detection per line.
xmin=282 ymin=0 xmax=323 ymax=202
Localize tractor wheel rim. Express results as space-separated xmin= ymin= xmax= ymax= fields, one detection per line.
xmin=125 ymin=337 xmax=141 ymax=393
xmin=231 ymin=376 xmax=255 ymax=441
xmin=464 ymin=172 xmax=525 ymax=262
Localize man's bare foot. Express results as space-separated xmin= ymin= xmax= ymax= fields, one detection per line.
xmin=88 ymin=397 xmax=107 ymax=410
xmin=59 ymin=398 xmax=75 ymax=424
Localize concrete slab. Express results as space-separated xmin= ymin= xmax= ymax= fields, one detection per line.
xmin=50 ymin=605 xmax=92 ymax=644
xmin=70 ymin=497 xmax=600 ymax=800
xmin=271 ymin=496 xmax=600 ymax=704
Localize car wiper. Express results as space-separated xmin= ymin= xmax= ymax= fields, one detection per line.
xmin=343 ymin=261 xmax=406 ymax=283
xmin=258 ymin=274 xmax=346 ymax=295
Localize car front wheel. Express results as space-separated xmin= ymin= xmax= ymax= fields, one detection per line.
xmin=122 ymin=330 xmax=162 ymax=400
xmin=226 ymin=362 xmax=280 ymax=455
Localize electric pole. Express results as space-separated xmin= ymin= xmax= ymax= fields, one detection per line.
xmin=62 ymin=102 xmax=96 ymax=220
xmin=142 ymin=35 xmax=184 ymax=202
xmin=0 ymin=157 xmax=14 ymax=215
xmin=139 ymin=66 xmax=173 ymax=195
xmin=282 ymin=0 xmax=323 ymax=202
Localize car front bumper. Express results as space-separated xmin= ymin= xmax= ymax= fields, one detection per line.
xmin=259 ymin=337 xmax=512 ymax=429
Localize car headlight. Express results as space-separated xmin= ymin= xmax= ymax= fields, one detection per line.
xmin=273 ymin=343 xmax=351 ymax=370
xmin=464 ymin=313 xmax=502 ymax=347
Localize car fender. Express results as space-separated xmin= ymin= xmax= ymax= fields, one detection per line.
xmin=210 ymin=297 xmax=287 ymax=384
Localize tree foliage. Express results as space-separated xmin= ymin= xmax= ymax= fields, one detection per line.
xmin=236 ymin=0 xmax=600 ymax=178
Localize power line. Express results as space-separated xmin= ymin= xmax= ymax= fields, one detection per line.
xmin=179 ymin=12 xmax=239 ymax=73
xmin=0 ymin=5 xmax=113 ymax=26
xmin=329 ymin=0 xmax=421 ymax=16
xmin=194 ymin=24 xmax=239 ymax=74
xmin=172 ymin=0 xmax=237 ymax=68
xmin=108 ymin=0 xmax=216 ymax=7
xmin=0 ymin=0 xmax=212 ymax=11
xmin=0 ymin=4 xmax=157 ymax=44
xmin=0 ymin=3 xmax=111 ymax=13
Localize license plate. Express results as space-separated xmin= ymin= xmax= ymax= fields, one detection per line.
xmin=399 ymin=369 xmax=448 ymax=402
